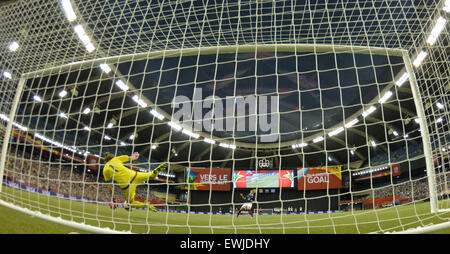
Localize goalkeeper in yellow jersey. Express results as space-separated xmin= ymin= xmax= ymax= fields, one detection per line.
xmin=102 ymin=151 xmax=167 ymax=211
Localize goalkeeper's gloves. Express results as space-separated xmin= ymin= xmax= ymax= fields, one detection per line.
xmin=153 ymin=163 xmax=167 ymax=175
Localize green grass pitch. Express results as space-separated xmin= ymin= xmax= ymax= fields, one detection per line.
xmin=1 ymin=186 xmax=449 ymax=234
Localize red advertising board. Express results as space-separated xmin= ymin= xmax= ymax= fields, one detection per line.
xmin=87 ymin=155 xmax=99 ymax=170
xmin=391 ymin=163 xmax=401 ymax=176
xmin=185 ymin=168 xmax=231 ymax=191
xmin=297 ymin=166 xmax=342 ymax=190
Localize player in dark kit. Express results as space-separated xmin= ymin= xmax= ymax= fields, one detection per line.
xmin=236 ymin=189 xmax=256 ymax=218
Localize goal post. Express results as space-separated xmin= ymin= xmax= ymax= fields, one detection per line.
xmin=0 ymin=76 xmax=26 ymax=192
xmin=402 ymin=51 xmax=438 ymax=214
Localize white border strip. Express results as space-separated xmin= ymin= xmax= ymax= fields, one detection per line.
xmin=0 ymin=199 xmax=131 ymax=234
xmin=388 ymin=220 xmax=450 ymax=234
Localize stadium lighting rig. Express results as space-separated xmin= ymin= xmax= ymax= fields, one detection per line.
xmin=395 ymin=72 xmax=410 ymax=87
xmin=58 ymin=90 xmax=68 ymax=98
xmin=115 ymin=79 xmax=129 ymax=91
xmin=131 ymin=94 xmax=148 ymax=108
xmin=8 ymin=41 xmax=19 ymax=52
xmin=55 ymin=0 xmax=428 ymax=156
xmin=157 ymin=172 xmax=175 ymax=178
xmin=99 ymin=63 xmax=112 ymax=74
xmin=149 ymin=109 xmax=164 ymax=120
xmin=362 ymin=106 xmax=376 ymax=118
xmin=82 ymin=107 xmax=91 ymax=114
xmin=328 ymin=126 xmax=344 ymax=137
xmin=219 ymin=143 xmax=236 ymax=149
xmin=313 ymin=136 xmax=324 ymax=143
xmin=61 ymin=0 xmax=77 ymax=22
xmin=168 ymin=121 xmax=182 ymax=131
xmin=291 ymin=142 xmax=307 ymax=149
xmin=12 ymin=129 xmax=84 ymax=155
xmin=445 ymin=0 xmax=450 ymax=12
xmin=73 ymin=24 xmax=95 ymax=53
xmin=203 ymin=138 xmax=216 ymax=144
xmin=182 ymin=128 xmax=200 ymax=139
xmin=2 ymin=71 xmax=12 ymax=79
xmin=59 ymin=112 xmax=68 ymax=119
xmin=33 ymin=95 xmax=42 ymax=102
xmin=352 ymin=166 xmax=390 ymax=176
xmin=427 ymin=16 xmax=447 ymax=45
xmin=0 ymin=115 xmax=28 ymax=132
xmin=33 ymin=133 xmax=77 ymax=153
xmin=412 ymin=51 xmax=428 ymax=67
xmin=0 ymin=114 xmax=19 ymax=129
xmin=344 ymin=118 xmax=359 ymax=128
xmin=378 ymin=91 xmax=393 ymax=104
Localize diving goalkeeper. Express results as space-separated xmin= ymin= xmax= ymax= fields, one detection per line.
xmin=102 ymin=152 xmax=167 ymax=211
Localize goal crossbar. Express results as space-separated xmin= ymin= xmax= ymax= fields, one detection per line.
xmin=21 ymin=44 xmax=407 ymax=79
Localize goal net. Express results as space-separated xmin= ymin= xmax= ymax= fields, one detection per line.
xmin=0 ymin=0 xmax=449 ymax=234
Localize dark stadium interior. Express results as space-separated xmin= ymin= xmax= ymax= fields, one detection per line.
xmin=17 ymin=51 xmax=422 ymax=169
xmin=1 ymin=0 xmax=448 ymax=215
xmin=9 ymin=49 xmax=439 ymax=212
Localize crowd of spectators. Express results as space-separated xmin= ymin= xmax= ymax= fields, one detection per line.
xmin=368 ymin=178 xmax=429 ymax=201
xmin=341 ymin=168 xmax=449 ymax=211
xmin=367 ymin=171 xmax=449 ymax=202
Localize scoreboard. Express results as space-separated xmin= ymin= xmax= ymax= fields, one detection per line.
xmin=297 ymin=166 xmax=342 ymax=190
xmin=233 ymin=170 xmax=294 ymax=188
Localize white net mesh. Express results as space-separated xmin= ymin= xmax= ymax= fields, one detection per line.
xmin=0 ymin=0 xmax=449 ymax=234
